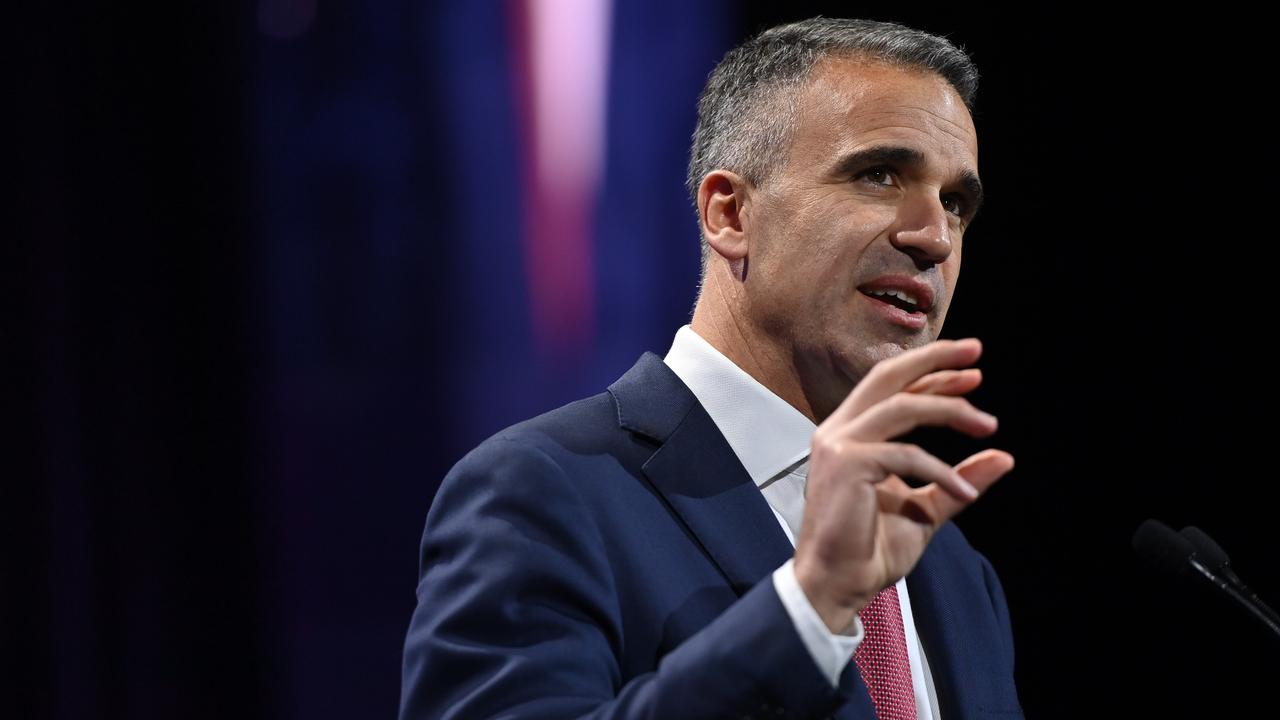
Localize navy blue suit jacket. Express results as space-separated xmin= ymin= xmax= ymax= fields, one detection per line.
xmin=400 ymin=352 xmax=1023 ymax=719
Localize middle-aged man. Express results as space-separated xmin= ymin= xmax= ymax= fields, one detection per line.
xmin=402 ymin=17 xmax=1021 ymax=720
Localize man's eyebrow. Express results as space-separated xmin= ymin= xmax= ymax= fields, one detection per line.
xmin=832 ymin=144 xmax=985 ymax=218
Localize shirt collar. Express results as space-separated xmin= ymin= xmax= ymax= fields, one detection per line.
xmin=662 ymin=325 xmax=816 ymax=488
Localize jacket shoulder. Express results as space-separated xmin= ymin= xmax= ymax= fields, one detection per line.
xmin=457 ymin=389 xmax=633 ymax=473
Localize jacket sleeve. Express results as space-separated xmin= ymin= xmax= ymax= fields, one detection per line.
xmin=399 ymin=437 xmax=854 ymax=720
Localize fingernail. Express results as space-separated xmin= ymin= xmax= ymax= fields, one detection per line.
xmin=954 ymin=473 xmax=980 ymax=499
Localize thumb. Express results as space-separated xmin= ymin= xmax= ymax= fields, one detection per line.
xmin=934 ymin=449 xmax=1015 ymax=519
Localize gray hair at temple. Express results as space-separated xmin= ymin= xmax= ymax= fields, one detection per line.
xmin=686 ymin=17 xmax=980 ymax=276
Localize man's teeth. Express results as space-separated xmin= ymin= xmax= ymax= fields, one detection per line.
xmin=868 ymin=289 xmax=918 ymax=308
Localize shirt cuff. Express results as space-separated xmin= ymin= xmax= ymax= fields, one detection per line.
xmin=771 ymin=558 xmax=863 ymax=687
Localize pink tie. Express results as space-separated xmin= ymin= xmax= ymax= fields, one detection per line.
xmin=852 ymin=584 xmax=916 ymax=719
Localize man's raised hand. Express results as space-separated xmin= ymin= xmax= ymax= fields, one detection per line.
xmin=793 ymin=338 xmax=1015 ymax=633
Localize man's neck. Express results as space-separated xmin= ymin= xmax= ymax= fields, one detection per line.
xmin=690 ymin=298 xmax=822 ymax=424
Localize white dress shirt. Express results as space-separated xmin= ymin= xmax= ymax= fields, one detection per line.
xmin=663 ymin=324 xmax=941 ymax=718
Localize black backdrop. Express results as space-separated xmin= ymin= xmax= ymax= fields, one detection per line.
xmin=10 ymin=2 xmax=1276 ymax=718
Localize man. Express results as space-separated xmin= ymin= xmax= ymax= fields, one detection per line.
xmin=401 ymin=17 xmax=1021 ymax=719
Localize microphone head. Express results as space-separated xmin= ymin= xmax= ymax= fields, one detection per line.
xmin=1132 ymin=518 xmax=1197 ymax=579
xmin=1180 ymin=525 xmax=1231 ymax=571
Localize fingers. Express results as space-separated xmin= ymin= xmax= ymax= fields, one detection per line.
xmin=805 ymin=335 xmax=1009 ymax=529
xmin=924 ymin=449 xmax=1015 ymax=520
xmin=833 ymin=338 xmax=983 ymax=422
xmin=854 ymin=441 xmax=980 ymax=502
xmin=904 ymin=368 xmax=982 ymax=396
xmin=954 ymin=449 xmax=1014 ymax=495
xmin=846 ymin=392 xmax=998 ymax=442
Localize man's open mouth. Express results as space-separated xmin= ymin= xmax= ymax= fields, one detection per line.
xmin=861 ymin=288 xmax=923 ymax=314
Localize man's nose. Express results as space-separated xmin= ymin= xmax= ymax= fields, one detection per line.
xmin=889 ymin=193 xmax=953 ymax=266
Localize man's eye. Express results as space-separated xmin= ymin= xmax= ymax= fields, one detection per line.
xmin=861 ymin=166 xmax=895 ymax=186
xmin=942 ymin=195 xmax=965 ymax=217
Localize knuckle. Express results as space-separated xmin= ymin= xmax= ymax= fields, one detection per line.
xmin=882 ymin=392 xmax=912 ymax=411
xmin=896 ymin=442 xmax=926 ymax=463
xmin=810 ymin=434 xmax=843 ymax=461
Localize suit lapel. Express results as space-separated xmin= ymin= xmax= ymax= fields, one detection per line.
xmin=608 ymin=352 xmax=793 ymax=595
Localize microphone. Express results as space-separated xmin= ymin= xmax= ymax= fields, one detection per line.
xmin=1179 ymin=525 xmax=1239 ymax=584
xmin=1131 ymin=519 xmax=1200 ymax=580
xmin=1179 ymin=525 xmax=1280 ymax=638
xmin=1132 ymin=519 xmax=1280 ymax=641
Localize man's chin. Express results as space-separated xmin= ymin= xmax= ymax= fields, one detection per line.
xmin=862 ymin=339 xmax=924 ymax=364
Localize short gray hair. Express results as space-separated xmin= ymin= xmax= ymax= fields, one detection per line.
xmin=686 ymin=17 xmax=979 ymax=276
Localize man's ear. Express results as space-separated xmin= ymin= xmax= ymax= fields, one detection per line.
xmin=697 ymin=170 xmax=751 ymax=264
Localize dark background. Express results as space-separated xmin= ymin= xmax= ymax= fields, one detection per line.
xmin=10 ymin=1 xmax=1275 ymax=717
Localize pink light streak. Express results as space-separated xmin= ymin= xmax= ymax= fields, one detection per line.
xmin=511 ymin=0 xmax=612 ymax=359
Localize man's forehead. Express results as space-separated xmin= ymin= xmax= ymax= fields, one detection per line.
xmin=797 ymin=56 xmax=978 ymax=165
